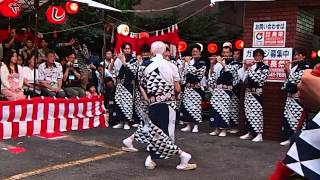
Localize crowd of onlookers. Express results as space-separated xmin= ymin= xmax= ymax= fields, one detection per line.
xmin=0 ymin=29 xmax=114 ymax=101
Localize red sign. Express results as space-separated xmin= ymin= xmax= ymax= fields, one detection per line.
xmin=253 ymin=21 xmax=286 ymax=47
xmin=243 ymin=48 xmax=293 ymax=82
xmin=46 ymin=6 xmax=66 ymax=24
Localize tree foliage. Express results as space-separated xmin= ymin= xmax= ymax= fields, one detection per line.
xmin=0 ymin=0 xmax=242 ymax=53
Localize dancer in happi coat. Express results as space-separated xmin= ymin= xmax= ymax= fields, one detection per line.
xmin=133 ymin=44 xmax=152 ymax=126
xmin=270 ymin=67 xmax=320 ymax=180
xmin=121 ymin=44 xmax=153 ymax=152
xmin=228 ymin=48 xmax=242 ymax=134
xmin=109 ymin=42 xmax=138 ymax=130
xmin=176 ymin=54 xmax=186 ymax=125
xmin=280 ymin=47 xmax=310 ymax=146
xmin=239 ymin=48 xmax=269 ymax=142
xmin=209 ymin=43 xmax=237 ymax=137
xmin=207 ymin=55 xmax=217 ymax=110
xmin=180 ymin=44 xmax=206 ymax=133
xmin=134 ymin=41 xmax=196 ymax=170
xmin=163 ymin=44 xmax=185 ymax=125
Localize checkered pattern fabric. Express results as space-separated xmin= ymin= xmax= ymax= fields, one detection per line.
xmin=284 ymin=112 xmax=320 ymax=180
xmin=244 ymin=92 xmax=263 ymax=133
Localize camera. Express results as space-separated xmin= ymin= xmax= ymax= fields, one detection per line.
xmin=68 ymin=75 xmax=75 ymax=80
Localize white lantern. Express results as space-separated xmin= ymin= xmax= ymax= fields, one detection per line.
xmin=117 ymin=24 xmax=130 ymax=36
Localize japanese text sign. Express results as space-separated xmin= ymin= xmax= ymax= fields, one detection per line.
xmin=253 ymin=21 xmax=286 ymax=47
xmin=243 ymin=48 xmax=292 ymax=82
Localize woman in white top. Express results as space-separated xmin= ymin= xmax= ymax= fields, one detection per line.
xmin=22 ymin=53 xmax=40 ymax=96
xmin=1 ymin=50 xmax=25 ymax=100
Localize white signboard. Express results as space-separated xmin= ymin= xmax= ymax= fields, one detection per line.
xmin=243 ymin=48 xmax=293 ymax=82
xmin=253 ymin=21 xmax=286 ymax=47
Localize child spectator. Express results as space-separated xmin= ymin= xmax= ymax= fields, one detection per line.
xmin=86 ymin=83 xmax=98 ymax=98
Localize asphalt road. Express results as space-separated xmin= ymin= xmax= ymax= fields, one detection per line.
xmin=0 ymin=123 xmax=288 ymax=180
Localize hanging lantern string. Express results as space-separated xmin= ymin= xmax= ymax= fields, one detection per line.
xmin=105 ymin=15 xmax=148 ymax=32
xmin=176 ymin=5 xmax=209 ymax=25
xmin=147 ymin=4 xmax=209 ymax=34
xmin=127 ymin=4 xmax=209 ymax=35
xmin=121 ymin=0 xmax=198 ymax=13
xmin=139 ymin=4 xmax=209 ymax=34
xmin=19 ymin=0 xmax=34 ymax=10
xmin=34 ymin=21 xmax=103 ymax=34
xmin=182 ymin=38 xmax=236 ymax=44
xmin=34 ymin=4 xmax=208 ymax=36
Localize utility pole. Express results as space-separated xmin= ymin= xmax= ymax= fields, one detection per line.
xmin=102 ymin=9 xmax=106 ymax=95
xmin=33 ymin=0 xmax=39 ymax=96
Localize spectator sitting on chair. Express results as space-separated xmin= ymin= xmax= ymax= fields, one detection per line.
xmin=20 ymin=38 xmax=34 ymax=64
xmin=95 ymin=63 xmax=115 ymax=108
xmin=22 ymin=53 xmax=41 ymax=97
xmin=38 ymin=39 xmax=59 ymax=64
xmin=38 ymin=50 xmax=66 ymax=98
xmin=17 ymin=54 xmax=24 ymax=66
xmin=62 ymin=51 xmax=85 ymax=98
xmin=1 ymin=50 xmax=25 ymax=100
xmin=88 ymin=49 xmax=101 ymax=89
xmin=56 ymin=36 xmax=90 ymax=89
xmin=96 ymin=64 xmax=113 ymax=94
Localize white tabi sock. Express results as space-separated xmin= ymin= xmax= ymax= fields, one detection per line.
xmin=179 ymin=151 xmax=192 ymax=166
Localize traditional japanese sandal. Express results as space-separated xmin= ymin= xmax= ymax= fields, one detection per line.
xmin=121 ymin=146 xmax=138 ymax=152
xmin=145 ymin=161 xmax=157 ymax=170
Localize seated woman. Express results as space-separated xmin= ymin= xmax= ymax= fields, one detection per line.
xmin=22 ymin=53 xmax=41 ymax=97
xmin=1 ymin=50 xmax=25 ymax=100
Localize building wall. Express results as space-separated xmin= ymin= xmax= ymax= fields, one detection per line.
xmin=295 ymin=10 xmax=315 ymax=49
xmin=243 ymin=0 xmax=319 ymax=140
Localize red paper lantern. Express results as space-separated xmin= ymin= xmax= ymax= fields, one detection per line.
xmin=208 ymin=43 xmax=218 ymax=54
xmin=65 ymin=1 xmax=80 ymax=15
xmin=139 ymin=32 xmax=149 ymax=39
xmin=178 ymin=41 xmax=187 ymax=52
xmin=235 ymin=39 xmax=244 ymax=49
xmin=46 ymin=6 xmax=66 ymax=24
xmin=0 ymin=0 xmax=21 ymax=18
xmin=311 ymin=50 xmax=317 ymax=60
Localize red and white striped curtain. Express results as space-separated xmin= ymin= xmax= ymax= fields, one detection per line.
xmin=0 ymin=96 xmax=107 ymax=140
